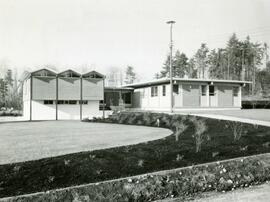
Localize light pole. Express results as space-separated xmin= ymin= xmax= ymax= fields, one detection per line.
xmin=166 ymin=20 xmax=175 ymax=113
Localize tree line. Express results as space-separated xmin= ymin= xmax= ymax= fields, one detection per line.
xmin=156 ymin=33 xmax=270 ymax=97
xmin=0 ymin=69 xmax=22 ymax=110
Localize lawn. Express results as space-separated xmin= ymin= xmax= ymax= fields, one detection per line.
xmin=0 ymin=121 xmax=171 ymax=164
xmin=1 ymin=112 xmax=270 ymax=198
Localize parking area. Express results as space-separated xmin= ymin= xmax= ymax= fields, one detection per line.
xmin=0 ymin=121 xmax=171 ymax=165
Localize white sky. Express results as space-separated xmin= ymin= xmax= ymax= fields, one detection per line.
xmin=0 ymin=0 xmax=269 ymax=80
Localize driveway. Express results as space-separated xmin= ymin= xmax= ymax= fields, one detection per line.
xmin=0 ymin=121 xmax=171 ymax=165
xmin=179 ymin=109 xmax=270 ymax=127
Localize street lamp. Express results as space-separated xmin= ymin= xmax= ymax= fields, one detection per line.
xmin=166 ymin=20 xmax=175 ymax=113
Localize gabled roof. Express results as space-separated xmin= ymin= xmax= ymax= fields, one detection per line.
xmin=31 ymin=68 xmax=57 ymax=76
xmin=82 ymin=70 xmax=105 ymax=79
xmin=123 ymin=78 xmax=252 ymax=88
xmin=58 ymin=69 xmax=81 ymax=77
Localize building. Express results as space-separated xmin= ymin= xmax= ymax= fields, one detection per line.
xmin=23 ymin=68 xmax=105 ymax=120
xmin=23 ymin=68 xmax=250 ymax=120
xmin=123 ymin=78 xmax=250 ymax=111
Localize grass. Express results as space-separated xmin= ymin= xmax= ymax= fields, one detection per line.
xmin=1 ymin=112 xmax=270 ymax=198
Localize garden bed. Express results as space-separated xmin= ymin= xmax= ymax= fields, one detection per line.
xmin=1 ymin=112 xmax=270 ymax=199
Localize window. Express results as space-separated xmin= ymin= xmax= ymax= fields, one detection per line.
xmin=68 ymin=100 xmax=77 ymax=105
xmin=79 ymin=100 xmax=88 ymax=105
xmin=209 ymin=86 xmax=215 ymax=96
xmin=162 ymin=85 xmax=166 ymax=96
xmin=44 ymin=100 xmax=53 ymax=105
xmin=173 ymin=85 xmax=179 ymax=94
xmin=151 ymin=86 xmax=158 ymax=97
xmin=57 ymin=100 xmax=77 ymax=104
xmin=233 ymin=87 xmax=239 ymax=97
xmin=201 ymin=85 xmax=207 ymax=96
xmin=123 ymin=92 xmax=131 ymax=104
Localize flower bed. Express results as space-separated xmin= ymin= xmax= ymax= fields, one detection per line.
xmin=1 ymin=112 xmax=270 ymax=199
xmin=1 ymin=153 xmax=270 ymax=202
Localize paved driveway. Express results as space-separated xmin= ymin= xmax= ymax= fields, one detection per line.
xmin=178 ymin=109 xmax=270 ymax=127
xmin=0 ymin=121 xmax=171 ymax=165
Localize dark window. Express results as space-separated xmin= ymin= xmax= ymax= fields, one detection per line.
xmin=233 ymin=87 xmax=239 ymax=97
xmin=123 ymin=92 xmax=131 ymax=104
xmin=79 ymin=100 xmax=88 ymax=104
xmin=44 ymin=100 xmax=53 ymax=105
xmin=57 ymin=100 xmax=64 ymax=104
xmin=69 ymin=100 xmax=77 ymax=105
xmin=173 ymin=85 xmax=179 ymax=94
xmin=201 ymin=85 xmax=207 ymax=96
xmin=209 ymin=86 xmax=215 ymax=96
xmin=151 ymin=86 xmax=158 ymax=97
xmin=162 ymin=85 xmax=166 ymax=96
xmin=64 ymin=100 xmax=69 ymax=104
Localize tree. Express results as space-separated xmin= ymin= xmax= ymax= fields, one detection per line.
xmin=187 ymin=58 xmax=197 ymax=78
xmin=194 ymin=43 xmax=209 ymax=79
xmin=5 ymin=69 xmax=13 ymax=87
xmin=0 ymin=78 xmax=8 ymax=107
xmin=159 ymin=50 xmax=189 ymax=78
xmin=125 ymin=66 xmax=136 ymax=84
xmin=174 ymin=50 xmax=189 ymax=78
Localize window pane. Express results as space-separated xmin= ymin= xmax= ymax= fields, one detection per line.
xmin=162 ymin=85 xmax=166 ymax=96
xmin=201 ymin=85 xmax=207 ymax=96
xmin=209 ymin=86 xmax=215 ymax=96
xmin=233 ymin=87 xmax=239 ymax=97
xmin=173 ymin=85 xmax=179 ymax=94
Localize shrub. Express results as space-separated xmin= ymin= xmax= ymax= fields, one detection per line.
xmin=226 ymin=121 xmax=244 ymax=141
xmin=190 ymin=117 xmax=208 ymax=153
xmin=173 ymin=122 xmax=188 ymax=142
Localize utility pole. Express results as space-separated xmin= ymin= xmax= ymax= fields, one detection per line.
xmin=166 ymin=20 xmax=175 ymax=113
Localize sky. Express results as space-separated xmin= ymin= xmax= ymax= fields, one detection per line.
xmin=0 ymin=0 xmax=269 ymax=80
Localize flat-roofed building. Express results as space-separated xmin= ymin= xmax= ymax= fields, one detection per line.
xmin=123 ymin=78 xmax=251 ymax=111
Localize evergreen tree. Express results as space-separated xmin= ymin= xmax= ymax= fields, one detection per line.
xmin=125 ymin=66 xmax=136 ymax=84
xmin=194 ymin=43 xmax=209 ymax=79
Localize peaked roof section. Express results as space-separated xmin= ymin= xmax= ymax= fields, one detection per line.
xmin=31 ymin=68 xmax=57 ymax=77
xmin=58 ymin=69 xmax=81 ymax=77
xmin=123 ymin=78 xmax=252 ymax=88
xmin=22 ymin=68 xmax=105 ymax=81
xmin=82 ymin=70 xmax=105 ymax=79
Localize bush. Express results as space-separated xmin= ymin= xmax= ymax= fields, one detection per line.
xmin=190 ymin=117 xmax=209 ymax=153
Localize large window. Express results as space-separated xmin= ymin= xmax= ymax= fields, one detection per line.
xmin=79 ymin=100 xmax=88 ymax=105
xmin=44 ymin=100 xmax=53 ymax=105
xmin=162 ymin=85 xmax=166 ymax=96
xmin=201 ymin=85 xmax=207 ymax=96
xmin=151 ymin=86 xmax=158 ymax=97
xmin=233 ymin=87 xmax=239 ymax=97
xmin=209 ymin=86 xmax=215 ymax=96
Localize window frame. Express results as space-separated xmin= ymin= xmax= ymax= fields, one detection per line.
xmin=151 ymin=86 xmax=158 ymax=97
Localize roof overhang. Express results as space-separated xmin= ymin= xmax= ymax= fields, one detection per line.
xmin=123 ymin=78 xmax=252 ymax=88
